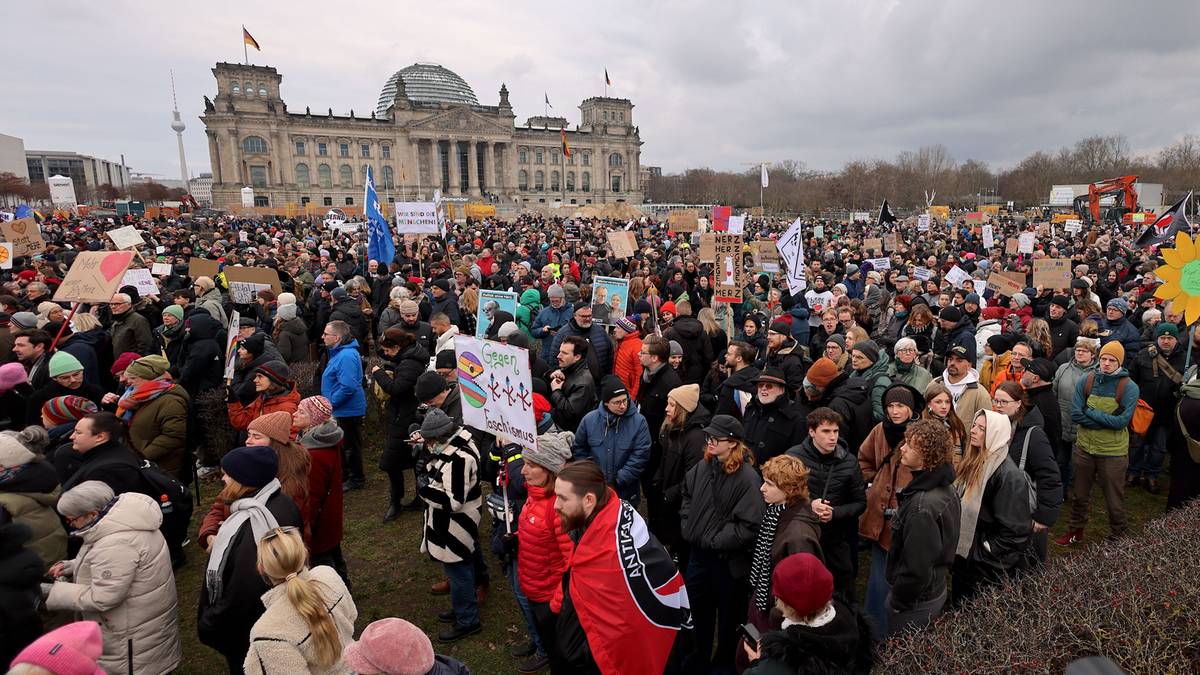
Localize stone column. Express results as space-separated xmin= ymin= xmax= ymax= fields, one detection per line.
xmin=466 ymin=140 xmax=480 ymax=196
xmin=448 ymin=140 xmax=461 ymax=194
xmin=433 ymin=139 xmax=444 ymax=193
xmin=208 ymin=132 xmax=222 ymax=184
xmin=408 ymin=136 xmax=422 ymax=199
xmin=504 ymin=143 xmax=519 ymax=198
xmin=483 ymin=142 xmax=495 ymax=195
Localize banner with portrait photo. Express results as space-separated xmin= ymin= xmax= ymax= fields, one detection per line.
xmin=476 ymin=289 xmax=518 ymax=338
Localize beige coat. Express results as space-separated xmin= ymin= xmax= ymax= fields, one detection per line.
xmin=244 ymin=565 xmax=358 ymax=675
xmin=46 ymin=492 xmax=181 ymax=674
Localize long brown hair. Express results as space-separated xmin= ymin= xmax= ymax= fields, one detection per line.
xmin=923 ymin=382 xmax=966 ymax=445
xmin=1025 ymin=318 xmax=1053 ymax=359
xmin=273 ymin=441 xmax=311 ymax=511
xmin=257 ymin=528 xmax=343 ymax=667
xmin=994 ymin=380 xmax=1028 ymax=425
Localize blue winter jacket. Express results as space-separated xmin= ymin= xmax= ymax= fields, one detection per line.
xmin=321 ymin=339 xmax=367 ymax=417
xmin=531 ymin=302 xmax=574 ymax=363
xmin=842 ymin=275 xmax=864 ymax=300
xmin=551 ymin=319 xmax=614 ymax=376
xmin=571 ymin=401 xmax=652 ymax=505
xmin=787 ymin=306 xmax=811 ymax=357
xmin=1099 ymin=316 xmax=1143 ymax=360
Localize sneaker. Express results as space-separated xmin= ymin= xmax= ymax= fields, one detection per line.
xmin=430 ymin=580 xmax=450 ymax=595
xmin=518 ymin=653 xmax=550 ymax=673
xmin=510 ymin=642 xmax=536 ymax=658
xmin=437 ymin=609 xmax=457 ymax=624
xmin=437 ymin=623 xmax=482 ymax=643
xmin=1054 ymin=529 xmax=1084 ymax=546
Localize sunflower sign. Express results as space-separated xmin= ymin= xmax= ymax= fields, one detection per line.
xmin=454 ymin=336 xmax=537 ymax=452
xmin=1154 ymin=232 xmax=1200 ymax=325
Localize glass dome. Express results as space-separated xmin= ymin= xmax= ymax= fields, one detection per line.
xmin=376 ymin=63 xmax=479 ymax=116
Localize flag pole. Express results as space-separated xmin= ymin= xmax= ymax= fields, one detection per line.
xmin=760 ymin=162 xmax=764 ymax=213
xmin=243 ymin=28 xmax=248 ymax=65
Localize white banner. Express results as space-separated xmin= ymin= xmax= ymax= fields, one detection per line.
xmin=394 ymin=201 xmax=440 ymax=233
xmin=48 ymin=175 xmax=77 ymax=208
xmin=775 ymin=217 xmax=806 ymax=291
xmin=917 ymin=213 xmax=930 ymax=232
xmin=1018 ymin=232 xmax=1035 ymax=254
xmin=866 ymin=257 xmax=890 ymax=270
xmin=454 ymin=336 xmax=537 ymax=452
xmin=107 ymin=225 xmax=145 ymax=250
xmin=945 ymin=265 xmax=971 ymax=287
xmin=982 ymin=224 xmax=994 ymax=249
xmin=727 ymin=215 xmax=745 ymax=235
xmin=121 ymin=268 xmax=160 ymax=298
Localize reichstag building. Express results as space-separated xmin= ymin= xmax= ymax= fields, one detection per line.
xmin=200 ymin=62 xmax=645 ymax=210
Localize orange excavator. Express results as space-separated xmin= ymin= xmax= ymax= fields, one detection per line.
xmin=1072 ymin=175 xmax=1157 ymax=225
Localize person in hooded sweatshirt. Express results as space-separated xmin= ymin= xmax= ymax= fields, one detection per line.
xmin=571 ymin=375 xmax=651 ymax=505
xmin=929 ymin=344 xmax=993 ymax=432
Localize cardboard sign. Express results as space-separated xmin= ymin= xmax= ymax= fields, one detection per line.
xmin=667 ymin=210 xmax=699 ymax=233
xmin=121 ymin=268 xmax=160 ymax=298
xmin=223 ymin=266 xmax=282 ymax=296
xmin=698 ymin=233 xmax=716 ymax=263
xmin=986 ymin=271 xmax=1024 ymax=297
xmin=753 ymin=240 xmax=780 ymax=273
xmin=1018 ymin=232 xmax=1035 ymax=254
xmin=151 ymin=263 xmax=172 ymax=276
xmin=54 ymin=251 xmax=135 ymax=303
xmin=455 ymin=336 xmax=537 ymax=452
xmin=607 ymin=231 xmax=637 ymax=258
xmin=929 ymin=205 xmax=950 ymax=221
xmin=189 ymin=257 xmax=220 ymax=279
xmin=863 ymin=237 xmax=883 ymax=253
xmin=1033 ymin=258 xmax=1071 ymax=290
xmin=0 ymin=218 xmax=45 ymax=256
xmin=714 ymin=234 xmax=743 ymax=302
xmin=107 ymin=225 xmax=145 ymax=250
xmin=1005 ymin=239 xmax=1019 ymax=256
xmin=883 ymin=234 xmax=899 ymax=251
xmin=229 ymin=281 xmax=272 ymax=304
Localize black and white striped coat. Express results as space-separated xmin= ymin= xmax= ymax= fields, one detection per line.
xmin=419 ymin=429 xmax=483 ymax=563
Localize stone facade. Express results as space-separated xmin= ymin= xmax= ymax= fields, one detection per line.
xmin=200 ymin=62 xmax=644 ymax=210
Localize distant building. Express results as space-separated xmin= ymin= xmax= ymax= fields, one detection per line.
xmin=199 ymin=61 xmax=645 ymax=209
xmin=0 ymin=134 xmax=29 ymax=180
xmin=25 ymin=148 xmax=130 ymax=198
xmin=130 ymin=174 xmax=188 ymax=191
xmin=639 ymin=165 xmax=662 ymax=194
xmin=190 ymin=172 xmax=213 ymax=205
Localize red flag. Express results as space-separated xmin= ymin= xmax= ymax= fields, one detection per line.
xmin=562 ymin=494 xmax=688 ymax=674
xmin=712 ymin=205 xmax=731 ymax=231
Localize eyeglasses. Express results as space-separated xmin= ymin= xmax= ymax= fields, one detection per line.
xmin=260 ymin=526 xmax=300 ymax=542
xmin=994 ymin=398 xmax=1017 ymax=406
xmin=706 ymin=435 xmax=732 ymax=445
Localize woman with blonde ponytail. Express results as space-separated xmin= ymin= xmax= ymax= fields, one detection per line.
xmin=244 ymin=527 xmax=358 ymax=675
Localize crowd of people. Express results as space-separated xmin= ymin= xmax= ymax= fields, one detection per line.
xmin=0 ymin=205 xmax=1198 ymax=675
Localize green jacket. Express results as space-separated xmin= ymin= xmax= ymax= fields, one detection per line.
xmin=888 ymin=359 xmax=932 ymax=394
xmin=1071 ymin=367 xmax=1138 ymax=457
xmin=856 ymin=354 xmax=892 ymax=422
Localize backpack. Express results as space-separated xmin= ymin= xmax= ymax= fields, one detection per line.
xmin=90 ymin=454 xmax=193 ymax=552
xmin=1082 ymin=372 xmax=1154 ymax=435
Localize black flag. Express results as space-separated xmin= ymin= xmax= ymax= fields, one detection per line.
xmin=877 ymin=200 xmax=898 ymax=226
xmin=1134 ymin=193 xmax=1191 ymax=248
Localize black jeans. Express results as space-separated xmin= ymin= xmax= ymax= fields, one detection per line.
xmin=530 ymin=600 xmax=563 ymax=672
xmin=683 ymin=548 xmax=748 ymax=674
xmin=338 ymin=416 xmax=365 ymax=484
xmin=311 ymin=544 xmax=351 ymax=591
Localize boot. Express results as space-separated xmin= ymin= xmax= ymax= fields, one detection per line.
xmin=1054 ymin=529 xmax=1084 ymax=547
xmin=383 ymin=476 xmax=404 ymax=523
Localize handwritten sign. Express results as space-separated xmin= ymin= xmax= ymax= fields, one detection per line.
xmin=121 ymin=268 xmax=160 ymax=298
xmin=1033 ymin=258 xmax=1071 ymax=290
xmin=982 ymin=224 xmax=994 ymax=249
xmin=753 ymin=240 xmax=780 ymax=273
xmin=455 ymin=336 xmax=537 ymax=452
xmin=912 ymin=266 xmax=932 ymax=281
xmin=714 ymin=234 xmax=743 ymax=302
xmin=883 ymin=233 xmax=899 ymax=251
xmin=917 ymin=214 xmax=930 ymax=232
xmin=812 ymin=225 xmax=825 ymax=239
xmin=1005 ymin=239 xmax=1019 ymax=256
xmin=54 ymin=251 xmax=135 ymax=303
xmin=945 ymin=265 xmax=971 ymax=288
xmin=727 ymin=215 xmax=745 ymax=235
xmin=223 ymin=266 xmax=282 ymax=296
xmin=606 ymin=231 xmax=637 ymax=259
xmin=863 ymin=237 xmax=883 ymax=253
xmin=698 ymin=233 xmax=716 ymax=263
xmin=229 ymin=281 xmax=272 ymax=304
xmin=151 ymin=263 xmax=172 ymax=276
xmin=107 ymin=225 xmax=145 ymax=250
xmin=986 ymin=271 xmax=1024 ymax=297
xmin=0 ymin=218 xmax=45 ymax=257
xmin=667 ymin=210 xmax=699 ymax=233
xmin=1018 ymin=232 xmax=1035 ymax=254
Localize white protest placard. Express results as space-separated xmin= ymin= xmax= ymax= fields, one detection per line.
xmin=812 ymin=225 xmax=824 ymax=239
xmin=0 ymin=243 xmax=11 ymax=270
xmin=982 ymin=224 xmax=994 ymax=249
xmin=155 ymin=246 xmax=166 ymax=254
xmin=1018 ymin=232 xmax=1035 ymax=254
xmin=239 ymin=230 xmax=249 ymax=243
xmin=945 ymin=265 xmax=971 ymax=287
xmin=973 ymin=280 xmax=987 ymax=296
xmin=727 ymin=215 xmax=745 ymax=235
xmin=912 ymin=267 xmax=932 ymax=281
xmin=121 ymin=268 xmax=160 ymax=298
xmin=229 ymin=281 xmax=272 ymax=304
xmin=852 ymin=211 xmax=870 ymax=222
xmin=331 ymin=222 xmax=362 ymax=235
xmin=151 ymin=263 xmax=172 ymax=276
xmin=454 ymin=336 xmax=537 ymax=452
xmin=866 ymin=257 xmax=891 ymax=270
xmin=48 ymin=175 xmax=78 ymax=208
xmin=0 ymin=212 xmax=13 ymax=223
xmin=1065 ymin=219 xmax=1082 ymax=234
xmin=918 ymin=214 xmax=930 ymax=232
xmin=224 ymin=310 xmax=241 ymax=380
xmin=776 ymin=218 xmax=806 ymax=291
xmin=107 ymin=225 xmax=145 ymax=250
xmin=393 ymin=201 xmax=440 ymax=233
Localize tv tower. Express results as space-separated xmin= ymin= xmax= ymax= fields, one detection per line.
xmin=170 ymin=70 xmax=190 ymax=191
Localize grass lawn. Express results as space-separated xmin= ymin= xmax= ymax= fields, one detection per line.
xmin=168 ymin=414 xmax=1172 ymax=674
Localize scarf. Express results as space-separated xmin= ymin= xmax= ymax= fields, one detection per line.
xmin=159 ymin=322 xmax=183 ymax=338
xmin=882 ymin=417 xmax=909 ymax=449
xmin=115 ymin=378 xmax=176 ymax=421
xmin=955 ymin=445 xmax=1008 ymax=558
xmin=205 ymin=479 xmax=282 ymax=602
xmin=749 ymin=503 xmax=784 ymax=612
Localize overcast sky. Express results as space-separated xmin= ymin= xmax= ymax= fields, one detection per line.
xmin=7 ymin=1 xmax=1199 ymax=181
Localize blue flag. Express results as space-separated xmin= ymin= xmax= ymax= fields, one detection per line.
xmin=364 ymin=166 xmax=395 ymax=264
xmin=14 ymin=204 xmax=32 ymax=219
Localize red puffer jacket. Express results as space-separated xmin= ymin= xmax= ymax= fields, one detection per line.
xmin=517 ymin=482 xmax=573 ymax=603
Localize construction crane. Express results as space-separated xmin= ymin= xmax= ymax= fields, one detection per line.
xmin=1072 ymin=175 xmax=1157 ymax=225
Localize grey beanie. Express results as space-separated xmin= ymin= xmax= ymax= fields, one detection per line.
xmin=669 ymin=340 xmax=683 ymax=356
xmin=420 ymin=408 xmax=457 ymax=441
xmin=57 ymin=480 xmax=115 ymax=518
xmin=277 ymin=303 xmax=298 ymax=321
xmin=525 ymin=431 xmax=575 ymax=474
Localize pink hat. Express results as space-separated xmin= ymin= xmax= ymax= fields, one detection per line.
xmin=0 ymin=361 xmax=27 ymax=395
xmin=298 ymin=395 xmax=333 ymax=426
xmin=342 ymin=618 xmax=434 ymax=675
xmin=10 ymin=620 xmax=105 ymax=675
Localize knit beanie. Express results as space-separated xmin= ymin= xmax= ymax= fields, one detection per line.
xmin=769 ymin=319 xmax=792 ymax=335
xmin=277 ymin=292 xmax=297 ymax=306
xmin=0 ymin=432 xmax=34 ymax=467
xmin=399 ymin=299 xmax=419 ymax=314
xmin=49 ymin=351 xmax=84 ymax=378
xmin=162 ymin=304 xmax=184 ymax=322
xmin=10 ymin=311 xmax=37 ymax=330
xmin=221 ymin=445 xmax=278 ymax=488
xmin=41 ymin=395 xmax=99 ymax=427
xmin=1107 ymin=297 xmax=1129 ymax=314
xmin=298 ymin=396 xmax=333 ymax=426
xmin=852 ymin=339 xmax=881 ymax=365
xmin=669 ymin=340 xmax=683 ymax=356
xmin=825 ymin=334 xmax=846 ymax=350
xmin=125 ymin=355 xmax=170 ymax=380
xmin=415 ymin=371 xmax=448 ymax=403
xmin=1051 ymin=295 xmax=1070 ymax=310
xmin=248 ymin=410 xmax=294 ymax=445
xmin=600 ymin=375 xmax=629 ymax=402
xmin=668 ymin=384 xmax=701 ymax=414
xmin=805 ymin=358 xmax=841 ymax=389
xmin=342 ymin=618 xmax=434 ymax=675
xmin=240 ymin=332 xmax=266 ymax=358
xmin=0 ymin=361 xmax=28 ymax=394
xmin=525 ymin=431 xmax=575 ymax=474
xmin=660 ymin=301 xmax=677 ymax=316
xmin=771 ymin=553 xmax=834 ymax=618
xmin=276 ymin=303 xmax=298 ymax=321
xmin=111 ymin=351 xmax=140 ymax=376
xmin=10 ymin=620 xmax=105 ymax=675
xmin=1099 ymin=340 xmax=1125 ymax=364
xmin=883 ymin=385 xmax=916 ymax=411
xmin=254 ymin=360 xmax=291 ymax=389
xmin=420 ymin=408 xmax=457 ymax=441
xmin=615 ymin=316 xmax=637 ymax=333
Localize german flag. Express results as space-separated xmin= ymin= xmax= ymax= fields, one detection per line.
xmin=243 ymin=26 xmax=260 ymax=51
xmin=561 ymin=128 xmax=571 ymax=158
xmin=605 ymin=68 xmax=611 ymax=86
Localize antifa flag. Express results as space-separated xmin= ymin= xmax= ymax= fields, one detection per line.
xmin=878 ymin=199 xmax=898 ymax=226
xmin=563 ymin=497 xmax=689 ymax=674
xmin=1134 ymin=193 xmax=1192 ymax=248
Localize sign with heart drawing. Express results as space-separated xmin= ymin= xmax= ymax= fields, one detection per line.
xmin=54 ymin=251 xmax=136 ymax=303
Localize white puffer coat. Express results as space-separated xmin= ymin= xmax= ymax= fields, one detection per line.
xmin=46 ymin=492 xmax=181 ymax=674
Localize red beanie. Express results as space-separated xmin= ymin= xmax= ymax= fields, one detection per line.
xmin=660 ymin=301 xmax=677 ymax=316
xmin=772 ymin=553 xmax=833 ymax=618
xmin=111 ymin=351 xmax=140 ymax=376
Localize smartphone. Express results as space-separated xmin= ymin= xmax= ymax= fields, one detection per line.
xmin=737 ymin=623 xmax=761 ymax=645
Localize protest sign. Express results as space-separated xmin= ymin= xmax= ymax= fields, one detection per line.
xmin=973 ymin=279 xmax=987 ymax=297
xmin=564 ymin=221 xmax=580 ymax=241
xmin=912 ymin=266 xmax=932 ymax=281
xmin=1005 ymin=239 xmax=1019 ymax=256
xmin=1018 ymin=232 xmax=1035 ymax=254
xmin=476 ymin=289 xmax=518 ymax=338
xmin=1065 ymin=219 xmax=1082 ymax=234
xmin=698 ymin=233 xmax=716 ymax=263
xmin=592 ymin=276 xmax=630 ymax=325
xmin=189 ymin=257 xmax=220 ymax=279
xmin=393 ymin=201 xmax=440 ymax=233
xmin=48 ymin=175 xmax=77 ymax=208
xmin=929 ymin=205 xmax=950 ymax=221
xmin=151 ymin=263 xmax=172 ymax=276
xmin=607 ymin=230 xmax=637 ymax=258
xmin=964 ymin=212 xmax=984 ymax=224
xmin=752 ymin=240 xmax=781 ymax=273
xmin=54 ymin=251 xmax=135 ymax=303
xmin=774 ymin=218 xmax=805 ymax=291
xmin=714 ymin=234 xmax=744 ymax=302
xmin=812 ymin=225 xmax=825 ymax=239
xmin=711 ymin=206 xmax=731 ymax=231
xmin=945 ymin=265 xmax=971 ymax=288
xmin=0 ymin=243 xmax=10 ymax=270
xmin=229 ymin=281 xmax=272 ymax=303
xmin=0 ymin=218 xmax=45 ymax=256
xmin=1033 ymin=258 xmax=1072 ymax=290
xmin=917 ymin=214 xmax=931 ymax=232
xmin=727 ymin=215 xmax=745 ymax=235
xmin=982 ymin=224 xmax=994 ymax=249
xmin=455 ymin=336 xmax=537 ymax=452
xmin=866 ymin=257 xmax=891 ymax=270
xmin=863 ymin=237 xmax=883 ymax=253
xmin=121 ymin=268 xmax=160 ymax=298
xmin=852 ymin=212 xmax=871 ymax=222
xmin=667 ymin=210 xmax=699 ymax=233
xmin=223 ymin=266 xmax=282 ymax=296
xmin=986 ymin=271 xmax=1024 ymax=297
xmin=883 ymin=233 xmax=899 ymax=251
xmin=223 ymin=310 xmax=241 ymax=380
xmin=106 ymin=225 xmax=145 ymax=250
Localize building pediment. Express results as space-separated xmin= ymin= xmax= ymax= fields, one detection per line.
xmin=408 ymin=106 xmax=511 ymax=138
